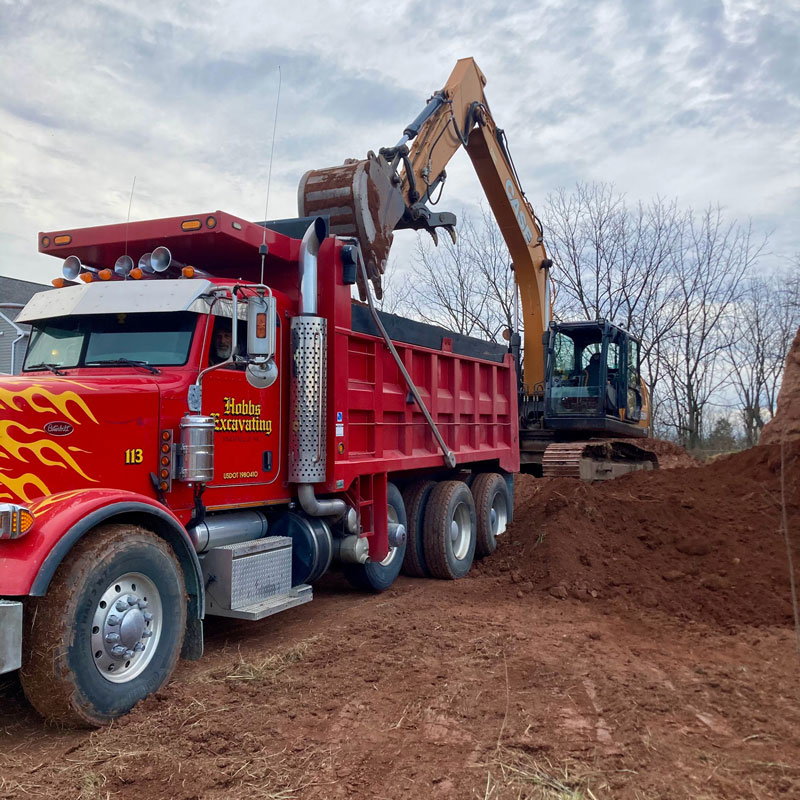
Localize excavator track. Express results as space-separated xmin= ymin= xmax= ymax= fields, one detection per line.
xmin=542 ymin=440 xmax=658 ymax=481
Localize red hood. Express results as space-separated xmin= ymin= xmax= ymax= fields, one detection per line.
xmin=0 ymin=374 xmax=161 ymax=505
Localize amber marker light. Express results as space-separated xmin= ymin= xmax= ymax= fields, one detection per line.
xmin=41 ymin=236 xmax=51 ymax=247
xmin=130 ymin=268 xmax=143 ymax=280
xmin=159 ymin=481 xmax=169 ymax=491
xmin=205 ymin=216 xmax=217 ymax=229
xmin=181 ymin=219 xmax=202 ymax=231
xmin=98 ymin=269 xmax=112 ymax=281
xmin=53 ymin=234 xmax=72 ymax=246
xmin=79 ymin=272 xmax=93 ymax=283
xmin=256 ymin=313 xmax=267 ymax=338
xmin=51 ymin=277 xmax=66 ymax=288
xmin=181 ymin=266 xmax=195 ymax=278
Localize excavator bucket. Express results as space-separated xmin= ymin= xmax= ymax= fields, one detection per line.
xmin=298 ymin=152 xmax=406 ymax=300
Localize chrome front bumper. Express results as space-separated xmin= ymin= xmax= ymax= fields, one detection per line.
xmin=0 ymin=600 xmax=22 ymax=674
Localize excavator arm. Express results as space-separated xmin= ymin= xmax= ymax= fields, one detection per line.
xmin=299 ymin=58 xmax=552 ymax=385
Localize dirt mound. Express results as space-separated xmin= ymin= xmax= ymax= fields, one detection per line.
xmin=638 ymin=437 xmax=697 ymax=468
xmin=761 ymin=325 xmax=800 ymax=444
xmin=484 ymin=441 xmax=800 ymax=627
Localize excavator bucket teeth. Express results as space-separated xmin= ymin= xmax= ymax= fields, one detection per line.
xmin=298 ymin=152 xmax=405 ymax=300
xmin=542 ymin=440 xmax=659 ymax=481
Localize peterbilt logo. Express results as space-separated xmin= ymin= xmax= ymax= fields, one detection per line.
xmin=44 ymin=421 xmax=74 ymax=436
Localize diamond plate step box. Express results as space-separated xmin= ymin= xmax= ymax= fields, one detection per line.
xmin=203 ymin=535 xmax=292 ymax=613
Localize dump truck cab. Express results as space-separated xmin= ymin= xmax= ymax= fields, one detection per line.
xmin=544 ymin=320 xmax=649 ymax=437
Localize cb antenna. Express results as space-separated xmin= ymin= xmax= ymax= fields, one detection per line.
xmin=260 ymin=65 xmax=282 ymax=285
xmin=124 ymin=175 xmax=136 ymax=257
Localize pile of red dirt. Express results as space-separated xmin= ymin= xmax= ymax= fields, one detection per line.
xmin=637 ymin=437 xmax=697 ymax=468
xmin=481 ymin=440 xmax=800 ymax=628
xmin=761 ymin=325 xmax=800 ymax=444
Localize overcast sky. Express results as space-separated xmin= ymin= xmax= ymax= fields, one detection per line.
xmin=0 ymin=0 xmax=797 ymax=288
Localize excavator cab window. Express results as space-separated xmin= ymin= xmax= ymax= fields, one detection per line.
xmin=545 ymin=321 xmax=645 ymax=428
xmin=546 ymin=327 xmax=606 ymax=417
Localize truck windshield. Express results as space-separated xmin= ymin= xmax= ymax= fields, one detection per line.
xmin=24 ymin=312 xmax=197 ymax=370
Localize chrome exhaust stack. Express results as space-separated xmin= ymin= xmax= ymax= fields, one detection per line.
xmin=290 ymin=218 xmax=346 ymax=521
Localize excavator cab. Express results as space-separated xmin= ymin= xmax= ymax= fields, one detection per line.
xmin=543 ymin=320 xmax=647 ymax=437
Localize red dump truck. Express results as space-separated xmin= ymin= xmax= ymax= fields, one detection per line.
xmin=0 ymin=211 xmax=517 ymax=725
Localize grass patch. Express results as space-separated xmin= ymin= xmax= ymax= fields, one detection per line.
xmin=482 ymin=748 xmax=608 ymax=799
xmin=225 ymin=637 xmax=319 ymax=682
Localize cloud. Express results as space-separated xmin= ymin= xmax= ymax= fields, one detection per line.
xmin=0 ymin=0 xmax=797 ymax=289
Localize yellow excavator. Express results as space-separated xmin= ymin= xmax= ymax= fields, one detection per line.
xmin=299 ymin=58 xmax=657 ymax=479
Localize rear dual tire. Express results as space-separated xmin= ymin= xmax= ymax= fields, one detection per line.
xmin=423 ymin=481 xmax=477 ymax=580
xmin=471 ymin=473 xmax=511 ymax=558
xmin=343 ymin=483 xmax=407 ymax=593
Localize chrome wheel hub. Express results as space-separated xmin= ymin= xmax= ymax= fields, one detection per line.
xmin=451 ymin=501 xmax=472 ymax=560
xmin=492 ymin=493 xmax=508 ymax=537
xmin=91 ymin=572 xmax=162 ymax=683
xmin=380 ymin=506 xmax=401 ymax=567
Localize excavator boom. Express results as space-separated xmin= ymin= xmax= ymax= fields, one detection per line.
xmin=300 ymin=58 xmax=656 ymax=480
xmin=299 ymin=58 xmax=551 ymax=383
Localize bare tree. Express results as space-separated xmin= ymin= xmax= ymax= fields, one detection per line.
xmin=725 ymin=269 xmax=800 ymax=446
xmin=376 ymin=258 xmax=413 ymax=315
xmin=406 ymin=207 xmax=515 ymax=342
xmin=544 ymin=183 xmax=686 ymax=431
xmin=659 ymin=208 xmax=765 ymax=448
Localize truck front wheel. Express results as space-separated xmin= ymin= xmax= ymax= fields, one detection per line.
xmin=20 ymin=524 xmax=186 ymax=727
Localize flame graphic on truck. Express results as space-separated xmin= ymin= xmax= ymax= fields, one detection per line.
xmin=0 ymin=380 xmax=98 ymax=503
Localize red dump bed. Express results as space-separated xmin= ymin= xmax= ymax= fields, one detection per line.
xmin=318 ymin=240 xmax=520 ymax=494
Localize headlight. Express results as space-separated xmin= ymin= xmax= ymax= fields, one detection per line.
xmin=0 ymin=504 xmax=35 ymax=540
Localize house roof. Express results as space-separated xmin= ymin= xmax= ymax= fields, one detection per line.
xmin=0 ymin=276 xmax=50 ymax=318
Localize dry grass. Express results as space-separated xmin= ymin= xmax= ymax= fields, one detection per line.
xmin=225 ymin=636 xmax=319 ymax=682
xmin=481 ymin=748 xmax=608 ymax=799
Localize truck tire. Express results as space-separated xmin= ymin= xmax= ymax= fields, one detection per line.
xmin=470 ymin=472 xmax=511 ymax=558
xmin=20 ymin=524 xmax=186 ymax=727
xmin=401 ymin=480 xmax=435 ymax=578
xmin=423 ymin=481 xmax=477 ymax=580
xmin=344 ymin=483 xmax=407 ymax=593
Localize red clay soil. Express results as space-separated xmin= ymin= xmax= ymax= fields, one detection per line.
xmin=480 ymin=440 xmax=800 ymax=629
xmin=1 ymin=443 xmax=798 ymax=799
xmin=761 ymin=325 xmax=800 ymax=445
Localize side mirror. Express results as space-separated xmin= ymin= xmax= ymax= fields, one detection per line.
xmin=245 ymin=294 xmax=278 ymax=389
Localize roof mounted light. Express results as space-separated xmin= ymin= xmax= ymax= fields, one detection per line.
xmin=181 ymin=266 xmax=195 ymax=279
xmin=205 ymin=216 xmax=217 ymax=229
xmin=79 ymin=272 xmax=94 ymax=283
xmin=54 ymin=234 xmax=72 ymax=246
xmin=130 ymin=267 xmax=144 ymax=280
xmin=98 ymin=269 xmax=112 ymax=281
xmin=181 ymin=219 xmax=202 ymax=231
